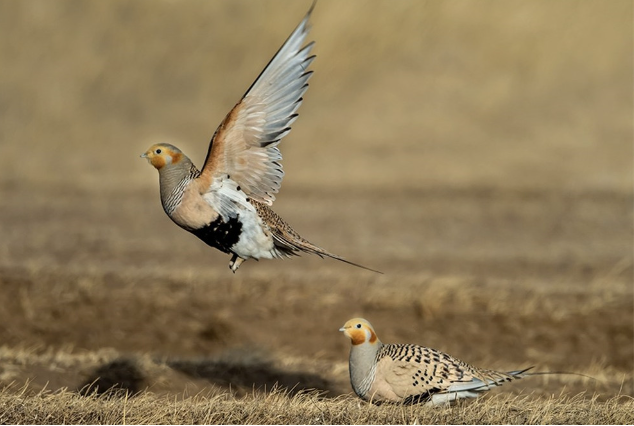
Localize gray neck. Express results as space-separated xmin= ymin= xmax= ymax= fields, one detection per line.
xmin=158 ymin=159 xmax=197 ymax=214
xmin=349 ymin=341 xmax=383 ymax=397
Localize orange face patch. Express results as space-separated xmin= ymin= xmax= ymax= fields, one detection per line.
xmin=349 ymin=329 xmax=367 ymax=346
xmin=170 ymin=151 xmax=182 ymax=164
xmin=150 ymin=154 xmax=166 ymax=169
xmin=368 ymin=328 xmax=378 ymax=344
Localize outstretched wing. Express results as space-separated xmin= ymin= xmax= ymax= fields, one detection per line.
xmin=198 ymin=4 xmax=316 ymax=205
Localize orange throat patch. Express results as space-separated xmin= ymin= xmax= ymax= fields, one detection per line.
xmin=150 ymin=155 xmax=166 ymax=169
xmin=350 ymin=328 xmax=377 ymax=346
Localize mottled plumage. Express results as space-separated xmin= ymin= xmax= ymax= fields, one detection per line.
xmin=141 ymin=5 xmax=379 ymax=273
xmin=340 ymin=318 xmax=531 ymax=405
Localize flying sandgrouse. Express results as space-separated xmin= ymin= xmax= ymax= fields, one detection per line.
xmin=142 ymin=5 xmax=379 ymax=273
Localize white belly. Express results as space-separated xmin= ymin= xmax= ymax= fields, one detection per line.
xmin=231 ymin=210 xmax=278 ymax=260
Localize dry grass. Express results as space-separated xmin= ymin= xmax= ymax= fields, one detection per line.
xmin=0 ymin=0 xmax=632 ymax=423
xmin=1 ymin=387 xmax=633 ymax=425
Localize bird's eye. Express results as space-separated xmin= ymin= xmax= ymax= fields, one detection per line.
xmin=155 ymin=149 xmax=162 ymax=154
xmin=356 ymin=324 xmax=362 ymax=329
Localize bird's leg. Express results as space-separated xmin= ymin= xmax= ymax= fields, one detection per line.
xmin=229 ymin=254 xmax=245 ymax=273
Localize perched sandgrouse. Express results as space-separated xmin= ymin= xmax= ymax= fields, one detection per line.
xmin=340 ymin=318 xmax=532 ymax=405
xmin=141 ymin=5 xmax=379 ymax=273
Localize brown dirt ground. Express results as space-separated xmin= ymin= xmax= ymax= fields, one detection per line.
xmin=0 ymin=0 xmax=632 ymax=423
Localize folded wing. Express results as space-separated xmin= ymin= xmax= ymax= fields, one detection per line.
xmin=377 ymin=345 xmax=531 ymax=405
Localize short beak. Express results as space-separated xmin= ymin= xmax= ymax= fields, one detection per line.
xmin=140 ymin=153 xmax=148 ymax=158
xmin=339 ymin=327 xmax=346 ymax=332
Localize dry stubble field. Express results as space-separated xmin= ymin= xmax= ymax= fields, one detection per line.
xmin=0 ymin=0 xmax=632 ymax=424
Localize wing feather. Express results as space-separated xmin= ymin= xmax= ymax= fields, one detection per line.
xmin=199 ymin=5 xmax=316 ymax=205
xmin=375 ymin=345 xmax=529 ymax=405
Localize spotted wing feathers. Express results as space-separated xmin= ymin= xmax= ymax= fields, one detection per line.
xmin=373 ymin=344 xmax=529 ymax=405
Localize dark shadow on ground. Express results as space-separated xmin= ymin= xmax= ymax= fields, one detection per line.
xmin=167 ymin=356 xmax=335 ymax=397
xmin=78 ymin=358 xmax=144 ymax=397
xmin=75 ymin=351 xmax=337 ymax=399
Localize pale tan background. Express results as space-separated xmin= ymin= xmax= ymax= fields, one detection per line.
xmin=0 ymin=0 xmax=631 ymax=403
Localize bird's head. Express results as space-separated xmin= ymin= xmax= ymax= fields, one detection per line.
xmin=340 ymin=318 xmax=379 ymax=346
xmin=141 ymin=143 xmax=185 ymax=170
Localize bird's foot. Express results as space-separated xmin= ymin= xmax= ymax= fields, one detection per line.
xmin=229 ymin=255 xmax=245 ymax=273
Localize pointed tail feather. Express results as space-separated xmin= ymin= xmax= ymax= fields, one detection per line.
xmin=274 ymin=233 xmax=383 ymax=273
xmin=428 ymin=367 xmax=591 ymax=406
xmin=319 ymin=250 xmax=384 ymax=274
xmin=252 ymin=200 xmax=383 ymax=273
xmin=431 ymin=367 xmax=532 ymax=405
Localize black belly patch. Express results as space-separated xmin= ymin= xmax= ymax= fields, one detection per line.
xmin=190 ymin=216 xmax=243 ymax=254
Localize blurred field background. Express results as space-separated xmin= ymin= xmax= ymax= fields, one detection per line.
xmin=0 ymin=0 xmax=632 ymax=423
